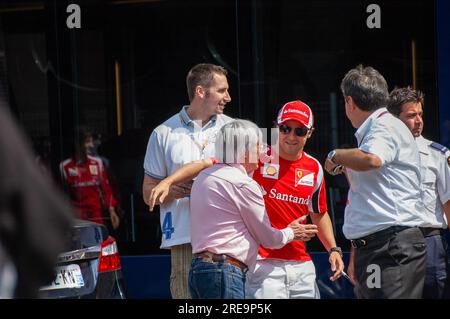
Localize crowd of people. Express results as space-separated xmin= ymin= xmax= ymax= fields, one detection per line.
xmin=144 ymin=63 xmax=450 ymax=299
xmin=8 ymin=61 xmax=448 ymax=300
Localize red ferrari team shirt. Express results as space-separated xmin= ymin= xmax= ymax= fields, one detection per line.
xmin=252 ymin=151 xmax=328 ymax=261
xmin=60 ymin=155 xmax=118 ymax=224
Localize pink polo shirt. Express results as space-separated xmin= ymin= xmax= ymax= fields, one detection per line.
xmin=190 ymin=163 xmax=294 ymax=271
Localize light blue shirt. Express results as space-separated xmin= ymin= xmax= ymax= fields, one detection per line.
xmin=343 ymin=108 xmax=425 ymax=239
xmin=416 ymin=135 xmax=450 ymax=228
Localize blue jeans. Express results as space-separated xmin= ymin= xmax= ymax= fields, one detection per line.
xmin=188 ymin=257 xmax=247 ymax=299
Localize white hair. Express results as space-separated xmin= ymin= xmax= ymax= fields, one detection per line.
xmin=215 ymin=119 xmax=262 ymax=164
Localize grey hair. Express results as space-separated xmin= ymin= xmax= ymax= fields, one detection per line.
xmin=340 ymin=65 xmax=389 ymax=111
xmin=215 ymin=119 xmax=262 ymax=164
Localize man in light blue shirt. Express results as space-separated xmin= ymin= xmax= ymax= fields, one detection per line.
xmin=388 ymin=86 xmax=450 ymax=299
xmin=324 ymin=65 xmax=426 ymax=298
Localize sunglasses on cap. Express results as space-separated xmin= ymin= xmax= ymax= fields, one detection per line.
xmin=278 ymin=124 xmax=309 ymax=137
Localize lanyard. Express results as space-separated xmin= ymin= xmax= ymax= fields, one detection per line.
xmin=179 ymin=115 xmax=213 ymax=159
xmin=189 ymin=133 xmax=210 ymax=159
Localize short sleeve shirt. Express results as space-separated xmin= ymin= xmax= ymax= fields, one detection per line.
xmin=416 ymin=135 xmax=450 ymax=228
xmin=343 ymin=108 xmax=425 ymax=239
xmin=143 ymin=106 xmax=233 ymax=248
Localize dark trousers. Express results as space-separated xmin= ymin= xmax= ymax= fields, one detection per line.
xmin=353 ymin=226 xmax=426 ymax=299
xmin=423 ymin=233 xmax=450 ymax=299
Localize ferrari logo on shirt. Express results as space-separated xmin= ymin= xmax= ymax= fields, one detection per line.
xmin=447 ymin=156 xmax=450 ymax=167
xmin=68 ymin=168 xmax=79 ymax=176
xmin=262 ymin=163 xmax=279 ymax=179
xmin=295 ymin=169 xmax=314 ymax=187
xmin=89 ymin=165 xmax=98 ymax=175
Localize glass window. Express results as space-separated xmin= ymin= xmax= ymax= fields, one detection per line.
xmin=0 ymin=0 xmax=439 ymax=254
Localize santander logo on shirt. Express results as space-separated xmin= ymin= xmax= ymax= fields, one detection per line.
xmin=268 ymin=188 xmax=310 ymax=205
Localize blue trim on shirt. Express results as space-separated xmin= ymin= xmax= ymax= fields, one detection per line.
xmin=179 ymin=105 xmax=218 ymax=129
xmin=179 ymin=106 xmax=192 ymax=126
xmin=144 ymin=171 xmax=166 ymax=180
xmin=430 ymin=142 xmax=449 ymax=154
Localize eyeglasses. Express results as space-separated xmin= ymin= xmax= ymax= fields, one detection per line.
xmin=278 ymin=124 xmax=309 ymax=137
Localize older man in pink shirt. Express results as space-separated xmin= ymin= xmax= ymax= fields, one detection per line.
xmin=189 ymin=119 xmax=317 ymax=299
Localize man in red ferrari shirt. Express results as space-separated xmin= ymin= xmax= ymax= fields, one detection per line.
xmin=148 ymin=101 xmax=344 ymax=298
xmin=60 ymin=128 xmax=120 ymax=229
xmin=245 ymin=101 xmax=343 ymax=298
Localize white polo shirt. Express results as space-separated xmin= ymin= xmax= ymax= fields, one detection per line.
xmin=143 ymin=106 xmax=233 ymax=248
xmin=416 ymin=135 xmax=450 ymax=229
xmin=343 ymin=107 xmax=425 ymax=239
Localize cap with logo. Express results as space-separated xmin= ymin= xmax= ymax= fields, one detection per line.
xmin=276 ymin=100 xmax=313 ymax=129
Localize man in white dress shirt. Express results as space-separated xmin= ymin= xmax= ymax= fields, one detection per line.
xmin=324 ymin=65 xmax=427 ymax=298
xmin=388 ymin=86 xmax=450 ymax=299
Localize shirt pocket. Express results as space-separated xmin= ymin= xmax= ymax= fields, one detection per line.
xmin=421 ymin=169 xmax=438 ymax=211
xmin=422 ymin=169 xmax=436 ymax=190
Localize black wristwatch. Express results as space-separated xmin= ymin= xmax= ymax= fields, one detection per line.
xmin=329 ymin=246 xmax=343 ymax=258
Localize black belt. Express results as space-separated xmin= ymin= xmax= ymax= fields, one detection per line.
xmin=420 ymin=227 xmax=443 ymax=237
xmin=350 ymin=226 xmax=411 ymax=249
xmin=194 ymin=251 xmax=248 ymax=270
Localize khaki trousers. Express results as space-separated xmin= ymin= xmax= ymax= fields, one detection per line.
xmin=170 ymin=243 xmax=192 ymax=299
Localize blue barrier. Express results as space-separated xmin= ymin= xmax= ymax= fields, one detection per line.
xmin=120 ymin=255 xmax=172 ymax=299
xmin=313 ymin=252 xmax=355 ymax=299
xmin=120 ymin=252 xmax=354 ymax=299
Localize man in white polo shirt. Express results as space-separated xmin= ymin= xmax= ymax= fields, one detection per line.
xmin=388 ymin=86 xmax=450 ymax=299
xmin=142 ymin=63 xmax=232 ymax=299
xmin=324 ymin=65 xmax=427 ymax=298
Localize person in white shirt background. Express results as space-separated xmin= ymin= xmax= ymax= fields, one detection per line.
xmin=388 ymin=86 xmax=450 ymax=299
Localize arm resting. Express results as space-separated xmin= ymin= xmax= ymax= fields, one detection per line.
xmin=142 ymin=158 xmax=214 ymax=210
xmin=160 ymin=158 xmax=214 ymax=186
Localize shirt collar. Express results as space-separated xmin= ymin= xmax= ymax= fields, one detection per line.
xmin=179 ymin=105 xmax=192 ymax=126
xmin=416 ymin=135 xmax=430 ymax=155
xmin=221 ymin=163 xmax=248 ymax=175
xmin=354 ymin=107 xmax=387 ymax=145
xmin=179 ymin=106 xmax=218 ymax=128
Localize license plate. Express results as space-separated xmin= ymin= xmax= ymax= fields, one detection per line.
xmin=41 ymin=264 xmax=85 ymax=290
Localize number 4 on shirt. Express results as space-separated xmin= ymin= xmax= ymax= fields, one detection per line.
xmin=162 ymin=212 xmax=175 ymax=239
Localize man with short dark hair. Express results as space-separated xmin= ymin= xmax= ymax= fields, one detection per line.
xmin=142 ymin=63 xmax=232 ymax=298
xmin=324 ymin=65 xmax=427 ymax=298
xmin=388 ymin=86 xmax=450 ymax=299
